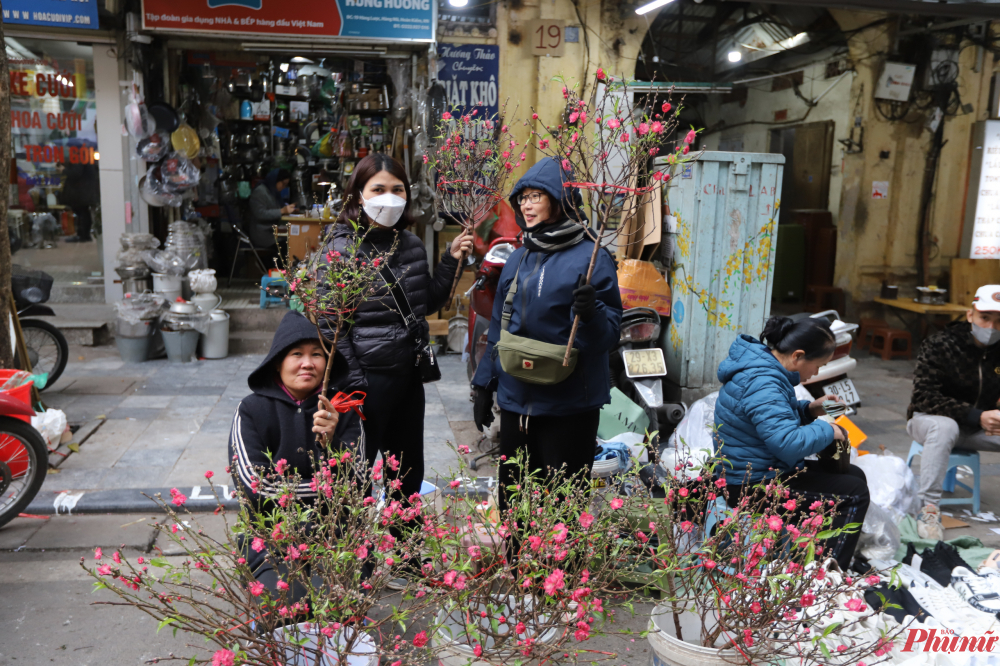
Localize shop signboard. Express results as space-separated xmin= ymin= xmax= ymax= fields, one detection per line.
xmin=962 ymin=120 xmax=1000 ymax=259
xmin=141 ymin=0 xmax=434 ymax=41
xmin=436 ymin=43 xmax=500 ymax=129
xmin=4 ymin=0 xmax=99 ymax=29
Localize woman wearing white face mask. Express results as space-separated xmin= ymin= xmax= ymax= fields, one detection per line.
xmin=320 ymin=154 xmax=471 ymax=538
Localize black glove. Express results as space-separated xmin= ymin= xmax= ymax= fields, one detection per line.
xmin=572 ymin=275 xmax=597 ymax=323
xmin=473 ymin=387 xmax=495 ymax=432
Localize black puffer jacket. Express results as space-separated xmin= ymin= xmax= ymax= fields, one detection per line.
xmin=322 ymin=223 xmax=459 ymax=389
xmin=908 ymin=320 xmax=1000 ymax=424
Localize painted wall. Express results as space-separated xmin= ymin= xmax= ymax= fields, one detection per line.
xmin=832 ymin=11 xmax=998 ymax=310
xmin=698 ymin=11 xmax=1000 ymax=313
xmin=699 ymin=47 xmax=854 ymax=227
xmin=438 ymin=0 xmax=658 ymax=183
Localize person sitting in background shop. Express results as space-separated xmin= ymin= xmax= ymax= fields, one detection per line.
xmin=248 ymin=168 xmax=296 ymax=252
xmin=907 ymin=285 xmax=1000 ymax=541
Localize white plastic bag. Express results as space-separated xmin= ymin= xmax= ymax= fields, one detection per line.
xmin=31 ymin=408 xmax=67 ymax=448
xmin=663 ymin=391 xmax=717 ymax=478
xmin=854 ymin=451 xmax=919 ymax=521
xmin=858 ymin=501 xmax=901 ymax=561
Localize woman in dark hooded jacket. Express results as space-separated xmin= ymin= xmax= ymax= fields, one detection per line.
xmin=470 ymin=157 xmax=623 ymax=512
xmin=321 ymin=153 xmax=472 ymax=510
xmin=228 ymin=311 xmax=364 ymax=581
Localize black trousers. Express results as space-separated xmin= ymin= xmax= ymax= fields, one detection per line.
xmin=726 ymin=461 xmax=870 ymax=571
xmin=72 ymin=206 xmax=92 ymax=240
xmin=362 ymin=367 xmax=425 ymax=504
xmin=497 ymin=408 xmax=600 ymax=516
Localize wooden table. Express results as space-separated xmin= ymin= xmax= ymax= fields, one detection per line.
xmin=280 ymin=215 xmax=332 ymax=260
xmin=874 ymin=297 xmax=969 ymax=340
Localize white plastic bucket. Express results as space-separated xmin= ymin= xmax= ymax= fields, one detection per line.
xmin=152 ymin=273 xmax=182 ymax=302
xmin=201 ymin=309 xmax=229 ymax=359
xmin=432 ymin=598 xmax=558 ymax=666
xmin=647 ymin=607 xmax=738 ymax=666
xmin=271 ymin=624 xmax=376 ymax=666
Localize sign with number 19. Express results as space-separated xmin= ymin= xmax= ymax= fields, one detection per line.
xmin=527 ymin=19 xmax=565 ymax=57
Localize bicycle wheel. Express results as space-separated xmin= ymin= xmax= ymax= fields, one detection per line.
xmin=0 ymin=416 xmax=49 ymax=528
xmin=19 ymin=319 xmax=68 ymax=390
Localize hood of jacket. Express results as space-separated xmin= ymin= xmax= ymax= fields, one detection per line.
xmin=717 ymin=334 xmax=801 ymax=387
xmin=247 ymin=311 xmax=348 ymax=400
xmin=508 ymin=157 xmax=587 ymax=229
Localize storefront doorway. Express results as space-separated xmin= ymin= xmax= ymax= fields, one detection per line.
xmin=9 ymin=37 xmax=104 ymax=303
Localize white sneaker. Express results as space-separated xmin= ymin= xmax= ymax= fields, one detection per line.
xmin=917 ymin=504 xmax=945 ymax=541
xmin=952 ymin=566 xmax=1000 ymax=615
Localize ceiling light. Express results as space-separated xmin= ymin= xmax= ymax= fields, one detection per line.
xmin=635 ymin=0 xmax=674 ymax=15
xmin=290 ymin=56 xmax=314 ymax=63
xmin=449 ymin=0 xmax=469 ymax=6
xmin=279 ymin=63 xmax=289 ymax=72
xmin=93 ymin=152 xmax=100 ymax=161
xmin=728 ymin=50 xmax=742 ymax=63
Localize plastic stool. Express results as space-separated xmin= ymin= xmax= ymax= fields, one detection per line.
xmin=906 ymin=441 xmax=980 ymax=515
xmin=869 ymin=327 xmax=912 ymax=360
xmin=857 ymin=318 xmax=888 ymax=350
xmin=260 ymin=276 xmax=287 ymax=309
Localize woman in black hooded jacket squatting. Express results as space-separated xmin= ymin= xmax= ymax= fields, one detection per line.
xmin=228 ymin=311 xmax=364 ymax=591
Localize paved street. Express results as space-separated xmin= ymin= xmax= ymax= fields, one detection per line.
xmin=26 ymin=344 xmax=481 ymax=514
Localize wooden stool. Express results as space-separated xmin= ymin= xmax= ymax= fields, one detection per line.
xmin=857 ymin=318 xmax=889 ymax=350
xmin=805 ymin=285 xmax=846 ymax=314
xmin=869 ymin=327 xmax=912 ymax=360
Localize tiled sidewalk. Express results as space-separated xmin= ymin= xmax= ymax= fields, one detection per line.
xmin=40 ymin=346 xmax=472 ymax=495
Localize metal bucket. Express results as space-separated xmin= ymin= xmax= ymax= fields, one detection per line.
xmin=162 ymin=329 xmax=199 ymax=363
xmin=201 ymin=310 xmax=230 ymax=359
xmin=116 ymin=336 xmax=150 ymax=363
xmin=152 ymin=273 xmax=182 ymax=302
xmin=121 ymin=277 xmax=151 ymax=295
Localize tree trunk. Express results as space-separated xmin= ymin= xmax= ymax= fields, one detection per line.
xmin=0 ymin=8 xmax=14 ymax=370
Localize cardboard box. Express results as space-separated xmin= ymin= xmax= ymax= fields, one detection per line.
xmin=285 ymin=218 xmax=328 ymax=261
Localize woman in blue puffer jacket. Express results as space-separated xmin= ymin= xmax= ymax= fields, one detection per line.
xmin=714 ymin=316 xmax=869 ymax=570
xmin=471 ymin=157 xmax=623 ymax=513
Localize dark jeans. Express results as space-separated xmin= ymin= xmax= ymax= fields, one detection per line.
xmin=726 ymin=461 xmax=870 ymax=571
xmin=362 ymin=367 xmax=425 ymax=504
xmin=72 ymin=206 xmax=92 ymax=240
xmin=497 ymin=408 xmax=600 ymax=516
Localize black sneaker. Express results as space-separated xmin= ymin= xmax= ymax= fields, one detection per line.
xmin=918 ymin=547 xmax=954 ymax=587
xmin=934 ymin=540 xmax=969 ymax=574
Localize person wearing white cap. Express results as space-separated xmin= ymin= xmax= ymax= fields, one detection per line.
xmin=907 ymin=284 xmax=1000 ymax=540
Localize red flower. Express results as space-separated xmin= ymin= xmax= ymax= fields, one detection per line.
xmin=662 ymin=102 xmax=672 ymax=113
xmin=441 ymin=112 xmax=453 ymax=120
xmin=596 ymin=68 xmax=605 ymax=81
xmin=204 ymin=470 xmax=214 ymax=479
xmin=413 ymin=631 xmax=429 ymax=647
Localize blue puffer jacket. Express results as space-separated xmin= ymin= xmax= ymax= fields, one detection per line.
xmin=471 ymin=159 xmax=623 ymax=416
xmin=714 ymin=335 xmax=835 ymax=484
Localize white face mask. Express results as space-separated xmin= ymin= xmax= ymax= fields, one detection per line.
xmin=972 ymin=321 xmax=1000 ymax=346
xmin=362 ymin=193 xmax=406 ymax=228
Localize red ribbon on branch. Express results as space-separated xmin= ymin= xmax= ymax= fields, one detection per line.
xmin=330 ymin=391 xmax=367 ymax=420
xmin=562 ymin=181 xmax=656 ymax=195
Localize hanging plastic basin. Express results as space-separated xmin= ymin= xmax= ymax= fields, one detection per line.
xmin=162 ymin=329 xmax=199 ymax=363
xmin=116 ymin=336 xmax=151 ymax=363
xmin=647 ymin=607 xmax=739 ymax=666
xmin=0 ymin=369 xmax=33 ymax=423
xmin=271 ymin=624 xmax=376 ymax=666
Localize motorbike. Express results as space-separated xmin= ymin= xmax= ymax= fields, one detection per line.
xmin=465 ymin=236 xmax=521 ymax=382
xmin=793 ymin=309 xmax=861 ymax=413
xmin=12 ymin=266 xmax=69 ymax=390
xmin=609 ymin=307 xmax=686 ymax=450
xmin=0 ymin=393 xmax=49 ymax=527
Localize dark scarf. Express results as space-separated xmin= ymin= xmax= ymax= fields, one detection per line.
xmin=522 ymin=218 xmax=586 ymax=253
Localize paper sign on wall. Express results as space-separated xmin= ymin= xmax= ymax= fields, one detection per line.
xmin=872 ymin=181 xmax=889 ymax=200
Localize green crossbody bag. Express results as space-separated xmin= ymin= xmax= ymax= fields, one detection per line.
xmin=496 ymin=256 xmax=578 ymax=385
